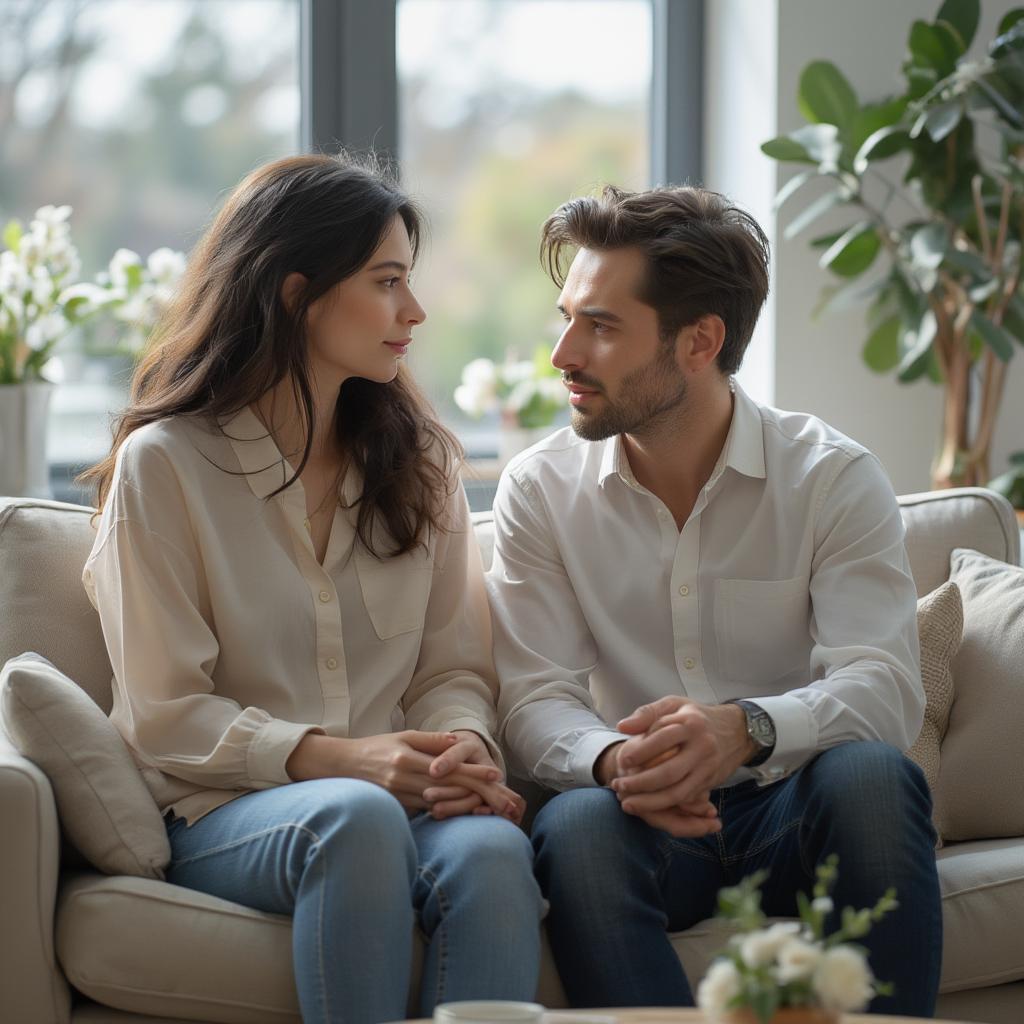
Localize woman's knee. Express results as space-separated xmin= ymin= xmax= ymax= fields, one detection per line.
xmin=291 ymin=778 xmax=416 ymax=872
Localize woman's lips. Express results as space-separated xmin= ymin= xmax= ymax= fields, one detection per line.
xmin=384 ymin=339 xmax=411 ymax=355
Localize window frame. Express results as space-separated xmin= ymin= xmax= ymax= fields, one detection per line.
xmin=300 ymin=0 xmax=704 ymax=182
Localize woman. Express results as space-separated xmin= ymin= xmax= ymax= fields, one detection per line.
xmin=80 ymin=153 xmax=543 ymax=1024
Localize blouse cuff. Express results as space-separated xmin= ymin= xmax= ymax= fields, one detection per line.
xmin=247 ymin=718 xmax=326 ymax=785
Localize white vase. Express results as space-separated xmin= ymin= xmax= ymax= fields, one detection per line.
xmin=498 ymin=423 xmax=554 ymax=467
xmin=0 ymin=382 xmax=55 ymax=498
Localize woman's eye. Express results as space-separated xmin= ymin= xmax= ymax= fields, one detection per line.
xmin=382 ymin=277 xmax=400 ymax=289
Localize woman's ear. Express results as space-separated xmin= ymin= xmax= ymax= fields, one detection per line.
xmin=280 ymin=272 xmax=308 ymax=313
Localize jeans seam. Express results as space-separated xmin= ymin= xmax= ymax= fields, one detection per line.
xmin=722 ymin=817 xmax=801 ymax=865
xmin=311 ymin=842 xmax=329 ymax=1023
xmin=419 ymin=865 xmax=451 ymax=1006
xmin=168 ymin=823 xmax=323 ymax=867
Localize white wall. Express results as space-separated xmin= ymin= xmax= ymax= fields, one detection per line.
xmin=705 ymin=0 xmax=1024 ymax=494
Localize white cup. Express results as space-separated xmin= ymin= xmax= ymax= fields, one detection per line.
xmin=434 ymin=1001 xmax=545 ymax=1024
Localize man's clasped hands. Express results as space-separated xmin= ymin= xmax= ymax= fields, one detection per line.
xmin=327 ymin=695 xmax=755 ymax=834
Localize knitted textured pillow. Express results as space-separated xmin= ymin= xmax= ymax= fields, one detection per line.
xmin=905 ymin=580 xmax=962 ymax=845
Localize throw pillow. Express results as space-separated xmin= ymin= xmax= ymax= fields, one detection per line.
xmin=905 ymin=580 xmax=962 ymax=844
xmin=940 ymin=548 xmax=1024 ymax=842
xmin=0 ymin=652 xmax=170 ymax=878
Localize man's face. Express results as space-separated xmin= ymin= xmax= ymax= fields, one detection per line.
xmin=552 ymin=246 xmax=687 ymax=441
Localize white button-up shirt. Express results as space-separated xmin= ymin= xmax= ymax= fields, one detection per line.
xmin=486 ymin=381 xmax=923 ymax=791
xmin=83 ymin=408 xmax=499 ymax=823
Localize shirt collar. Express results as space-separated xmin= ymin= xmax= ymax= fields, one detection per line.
xmin=220 ymin=406 xmax=291 ymax=500
xmin=596 ymin=376 xmax=766 ymax=489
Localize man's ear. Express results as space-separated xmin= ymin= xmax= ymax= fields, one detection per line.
xmin=676 ymin=314 xmax=726 ymax=373
xmin=280 ymin=272 xmax=308 ymax=313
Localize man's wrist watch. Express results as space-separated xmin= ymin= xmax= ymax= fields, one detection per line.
xmin=730 ymin=700 xmax=777 ymax=767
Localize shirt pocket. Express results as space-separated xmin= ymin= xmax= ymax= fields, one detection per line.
xmin=355 ymin=546 xmax=434 ymax=640
xmin=714 ymin=576 xmax=810 ymax=685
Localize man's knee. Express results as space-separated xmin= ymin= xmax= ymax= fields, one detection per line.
xmin=800 ymin=742 xmax=934 ymax=848
xmin=532 ymin=787 xmax=626 ymax=854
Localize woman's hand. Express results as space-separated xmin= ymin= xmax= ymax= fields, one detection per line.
xmin=424 ymin=730 xmax=524 ymax=824
xmin=285 ymin=730 xmax=520 ymax=819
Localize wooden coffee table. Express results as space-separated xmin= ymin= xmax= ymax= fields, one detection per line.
xmin=410 ymin=1010 xmax=973 ymax=1023
xmin=548 ymin=1011 xmax=972 ymax=1023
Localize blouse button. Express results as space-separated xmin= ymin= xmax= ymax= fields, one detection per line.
xmin=684 ymin=658 xmax=696 ymax=670
xmin=325 ymin=657 xmax=338 ymax=670
xmin=678 ymin=585 xmax=690 ymax=596
xmin=319 ymin=590 xmax=331 ymax=603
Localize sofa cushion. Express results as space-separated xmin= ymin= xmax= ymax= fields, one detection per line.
xmin=56 ymin=872 xmax=553 ymax=1022
xmin=940 ymin=549 xmax=1024 ymax=842
xmin=1 ymin=653 xmax=170 ymax=879
xmin=905 ymin=581 xmax=962 ymax=843
xmin=0 ymin=500 xmax=113 ymax=712
xmin=936 ymin=837 xmax=1024 ymax=991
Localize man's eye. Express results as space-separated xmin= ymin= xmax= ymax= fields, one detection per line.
xmin=593 ymin=321 xmax=610 ymax=333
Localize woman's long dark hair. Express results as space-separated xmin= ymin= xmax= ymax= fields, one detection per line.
xmin=80 ymin=152 xmax=461 ymax=556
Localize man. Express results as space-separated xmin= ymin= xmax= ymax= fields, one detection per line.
xmin=486 ymin=185 xmax=941 ymax=1016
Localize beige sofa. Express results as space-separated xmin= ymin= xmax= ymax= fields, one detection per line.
xmin=1 ymin=487 xmax=1022 ymax=1024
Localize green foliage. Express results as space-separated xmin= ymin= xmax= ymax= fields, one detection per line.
xmin=760 ymin=0 xmax=1024 ymax=401
xmin=989 ymin=451 xmax=1024 ymax=508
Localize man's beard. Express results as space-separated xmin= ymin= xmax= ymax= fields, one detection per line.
xmin=566 ymin=346 xmax=688 ymax=442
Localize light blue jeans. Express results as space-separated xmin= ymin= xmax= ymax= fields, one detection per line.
xmin=165 ymin=778 xmax=543 ymax=1024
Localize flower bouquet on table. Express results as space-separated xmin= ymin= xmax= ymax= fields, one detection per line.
xmin=455 ymin=347 xmax=565 ymax=464
xmin=697 ymin=854 xmax=897 ymax=1024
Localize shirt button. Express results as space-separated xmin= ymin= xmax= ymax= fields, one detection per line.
xmin=684 ymin=658 xmax=696 ymax=670
xmin=319 ymin=590 xmax=331 ymax=603
xmin=678 ymin=585 xmax=690 ymax=596
xmin=325 ymin=657 xmax=338 ymax=670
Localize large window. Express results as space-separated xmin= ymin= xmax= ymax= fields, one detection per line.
xmin=1 ymin=0 xmax=299 ymax=495
xmin=1 ymin=0 xmax=701 ymax=501
xmin=397 ymin=0 xmax=652 ymax=454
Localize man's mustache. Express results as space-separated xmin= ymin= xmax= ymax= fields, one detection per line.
xmin=562 ymin=372 xmax=604 ymax=392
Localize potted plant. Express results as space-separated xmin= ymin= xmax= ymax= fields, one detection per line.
xmin=0 ymin=205 xmax=184 ymax=497
xmin=696 ymin=855 xmax=897 ymax=1024
xmin=454 ymin=346 xmax=564 ymax=465
xmin=760 ymin=0 xmax=1024 ymax=490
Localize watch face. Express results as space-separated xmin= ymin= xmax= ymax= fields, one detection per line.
xmin=749 ymin=709 xmax=776 ymax=748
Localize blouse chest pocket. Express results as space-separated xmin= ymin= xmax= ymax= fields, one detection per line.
xmin=713 ymin=576 xmax=811 ymax=686
xmin=355 ymin=545 xmax=434 ymax=640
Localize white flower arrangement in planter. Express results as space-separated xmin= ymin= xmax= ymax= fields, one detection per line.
xmin=697 ymin=855 xmax=898 ymax=1024
xmin=454 ymin=347 xmax=564 ymax=430
xmin=0 ymin=204 xmax=186 ymax=383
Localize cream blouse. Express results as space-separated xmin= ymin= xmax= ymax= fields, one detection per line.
xmin=83 ymin=407 xmax=500 ymax=824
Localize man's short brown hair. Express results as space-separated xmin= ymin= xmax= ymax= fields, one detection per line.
xmin=540 ymin=185 xmax=770 ymax=375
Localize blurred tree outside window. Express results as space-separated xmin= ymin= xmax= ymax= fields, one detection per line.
xmin=397 ymin=0 xmax=651 ymax=456
xmin=0 ymin=0 xmax=299 ymax=500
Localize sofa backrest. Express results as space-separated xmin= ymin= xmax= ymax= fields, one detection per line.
xmin=2 ymin=488 xmax=1019 ymax=714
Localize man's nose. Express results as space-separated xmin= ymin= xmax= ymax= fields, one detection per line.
xmin=551 ymin=324 xmax=582 ymax=373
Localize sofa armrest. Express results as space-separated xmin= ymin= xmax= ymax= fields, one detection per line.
xmin=0 ymin=731 xmax=72 ymax=1024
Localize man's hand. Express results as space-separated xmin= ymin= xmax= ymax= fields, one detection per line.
xmin=610 ymin=697 xmax=754 ymax=821
xmin=425 ymin=730 xmax=525 ymax=824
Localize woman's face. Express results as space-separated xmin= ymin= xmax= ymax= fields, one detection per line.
xmin=305 ymin=214 xmax=426 ymax=388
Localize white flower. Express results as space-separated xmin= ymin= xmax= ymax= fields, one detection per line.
xmin=812 ymin=896 xmax=834 ymax=914
xmin=0 ymin=250 xmax=28 ymax=296
xmin=31 ymin=265 xmax=54 ymax=306
xmin=454 ymin=382 xmax=496 ymax=417
xmin=59 ymin=282 xmax=109 ymax=316
xmin=502 ymin=358 xmax=535 ymax=385
xmin=461 ymin=357 xmax=498 ymax=389
xmin=812 ymin=945 xmax=874 ymax=1011
xmin=24 ymin=312 xmax=66 ymax=350
xmin=108 ymin=248 xmax=143 ymax=290
xmin=505 ymin=378 xmax=539 ymax=413
xmin=33 ymin=204 xmax=72 ymax=227
xmin=739 ymin=922 xmax=800 ymax=967
xmin=696 ymin=959 xmax=742 ymax=1019
xmin=776 ymin=936 xmax=823 ymax=983
xmin=147 ymin=246 xmax=186 ymax=284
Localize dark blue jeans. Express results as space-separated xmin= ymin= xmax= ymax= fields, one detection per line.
xmin=532 ymin=741 xmax=941 ymax=1017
